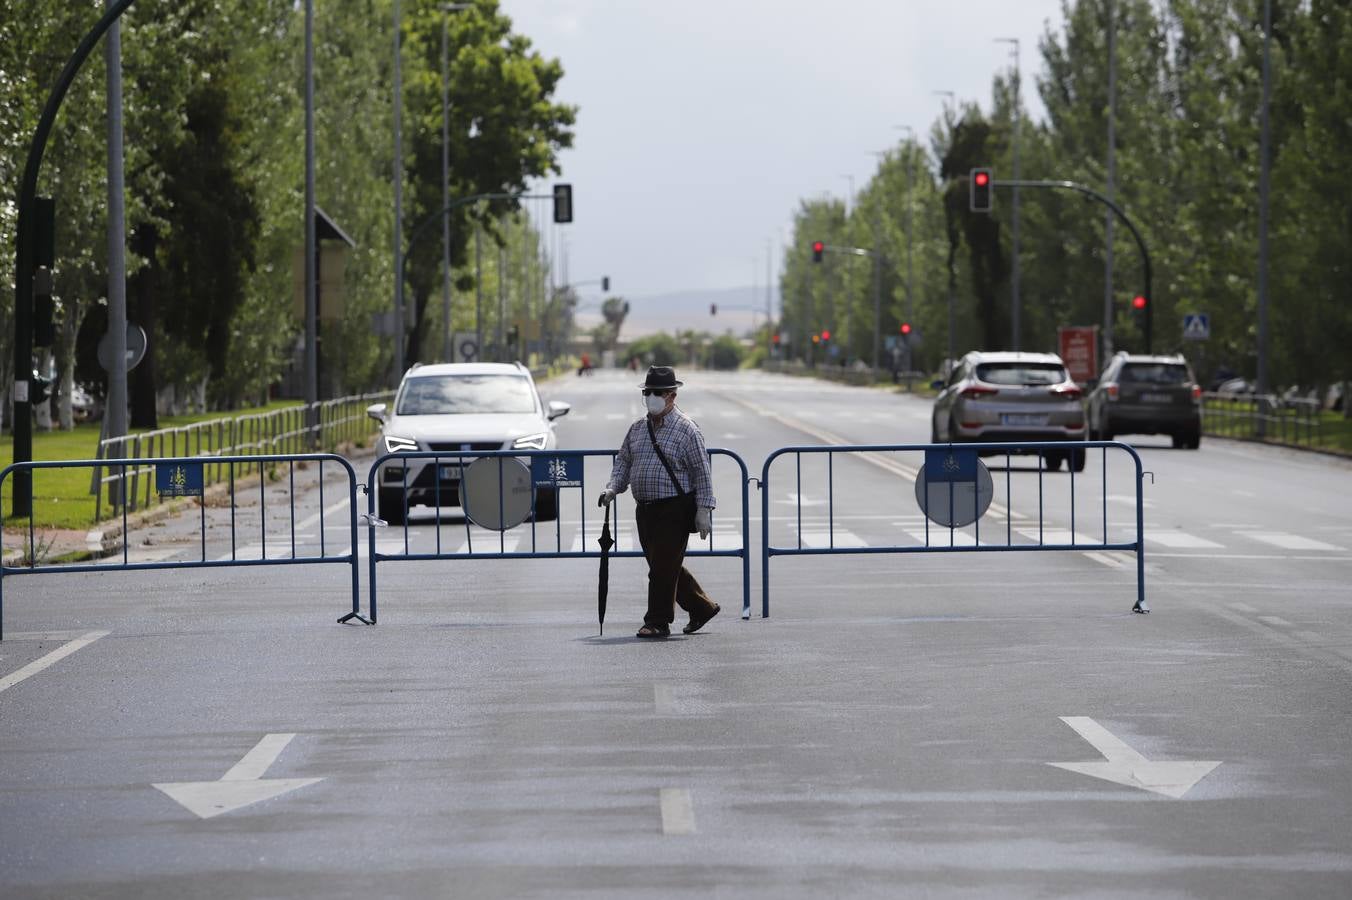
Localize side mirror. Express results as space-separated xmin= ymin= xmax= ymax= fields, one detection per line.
xmin=547 ymin=400 xmax=571 ymax=421
xmin=366 ymin=403 xmax=387 ymax=424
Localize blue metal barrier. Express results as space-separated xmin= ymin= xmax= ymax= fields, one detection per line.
xmin=759 ymin=441 xmax=1149 ymax=617
xmin=0 ymin=453 xmax=365 ymax=640
xmin=364 ymin=448 xmax=752 ymax=623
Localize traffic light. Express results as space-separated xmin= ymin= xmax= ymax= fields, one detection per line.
xmin=507 ymin=324 xmax=520 ymax=346
xmin=552 ymin=183 xmax=573 ymax=223
xmin=969 ymin=168 xmax=993 ymax=213
xmin=812 ymin=241 xmax=824 ymax=263
xmin=601 ymin=276 xmax=610 ymax=292
xmin=1132 ymin=295 xmax=1152 ymax=353
xmin=899 ymin=322 xmax=912 ymax=336
xmin=772 ymin=333 xmax=781 ymax=344
xmin=811 ymin=334 xmax=820 ymax=344
xmin=821 ymin=329 xmax=831 ymax=342
xmin=710 ymin=303 xmax=717 ymax=316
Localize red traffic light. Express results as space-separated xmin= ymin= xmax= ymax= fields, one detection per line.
xmin=812 ymin=240 xmax=825 ymax=263
xmin=899 ymin=322 xmax=912 ymax=335
xmin=1132 ymin=295 xmax=1147 ymax=310
xmin=772 ymin=333 xmax=781 ymax=344
xmin=974 ymin=171 xmax=989 ymax=187
xmin=821 ymin=330 xmax=831 ymax=341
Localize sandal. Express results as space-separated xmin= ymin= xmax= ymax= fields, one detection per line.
xmin=636 ymin=624 xmax=670 ymax=639
xmin=683 ymin=603 xmax=721 ymax=634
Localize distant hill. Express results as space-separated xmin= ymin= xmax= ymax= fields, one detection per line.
xmin=573 ymin=285 xmax=780 ymax=339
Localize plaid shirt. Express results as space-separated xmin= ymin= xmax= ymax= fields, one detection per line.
xmin=606 ymin=407 xmax=716 ymax=509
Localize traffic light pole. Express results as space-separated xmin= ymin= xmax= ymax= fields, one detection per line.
xmin=992 ymin=179 xmax=1152 ymax=353
xmin=11 ymin=0 xmax=138 ymax=518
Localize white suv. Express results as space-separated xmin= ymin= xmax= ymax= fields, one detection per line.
xmin=367 ymin=362 xmax=570 ymax=524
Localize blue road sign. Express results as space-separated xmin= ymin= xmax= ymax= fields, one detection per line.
xmin=1183 ymin=313 xmax=1210 ymax=341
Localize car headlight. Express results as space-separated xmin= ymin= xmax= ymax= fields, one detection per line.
xmin=513 ymin=432 xmax=549 ymax=450
xmin=385 ymin=435 xmax=419 ymax=453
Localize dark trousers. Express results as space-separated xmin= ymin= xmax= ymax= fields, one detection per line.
xmin=635 ymin=501 xmax=717 ymax=628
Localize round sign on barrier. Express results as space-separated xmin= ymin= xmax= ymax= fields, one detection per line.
xmin=458 ymin=338 xmax=478 ymax=362
xmin=458 ymin=456 xmax=532 ymax=531
xmin=915 ymin=458 xmax=994 ymax=528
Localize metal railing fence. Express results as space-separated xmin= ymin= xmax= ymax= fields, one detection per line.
xmin=1202 ymin=392 xmax=1323 ymax=448
xmin=760 ymin=441 xmax=1148 ymax=618
xmin=0 ymin=453 xmax=365 ymax=641
xmin=364 ymin=448 xmax=752 ymax=623
xmin=91 ymin=392 xmax=392 ymax=520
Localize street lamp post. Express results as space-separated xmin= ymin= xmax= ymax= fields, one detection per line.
xmin=894 ymin=125 xmax=916 ymax=384
xmin=392 ymin=0 xmax=405 ymax=377
xmin=995 ymin=37 xmax=1021 ymax=350
xmin=933 ymin=90 xmax=958 ymax=365
xmin=441 ymin=3 xmax=472 ymax=362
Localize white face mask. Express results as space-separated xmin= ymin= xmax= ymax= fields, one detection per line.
xmin=645 ymin=393 xmax=668 ymax=416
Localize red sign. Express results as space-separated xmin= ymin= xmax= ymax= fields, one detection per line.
xmin=1058 ymin=326 xmax=1098 ymax=384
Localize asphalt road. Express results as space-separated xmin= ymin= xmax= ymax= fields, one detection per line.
xmin=2 ymin=368 xmax=1350 ymax=898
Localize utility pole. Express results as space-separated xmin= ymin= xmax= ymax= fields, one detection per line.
xmin=439 ymin=4 xmax=471 ymax=361
xmin=497 ymin=222 xmax=506 ymax=361
xmin=104 ymin=0 xmax=129 ymax=479
xmin=474 ymin=220 xmax=482 ymax=360
xmin=1256 ymin=0 xmax=1273 ymax=401
xmin=392 ymin=0 xmax=404 ymax=377
xmin=933 ymin=91 xmax=958 ymax=367
xmin=304 ymin=0 xmax=317 ymax=415
xmin=996 ymin=37 xmax=1022 ymax=350
xmin=1104 ymin=0 xmax=1117 ymax=363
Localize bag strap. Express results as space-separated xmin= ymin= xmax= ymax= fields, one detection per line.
xmin=646 ymin=417 xmax=686 ymax=497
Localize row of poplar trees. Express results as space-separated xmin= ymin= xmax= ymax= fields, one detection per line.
xmin=778 ymin=0 xmax=1350 ymax=392
xmin=0 ymin=0 xmax=575 ymax=429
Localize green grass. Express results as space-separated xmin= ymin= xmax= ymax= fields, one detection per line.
xmin=0 ymin=399 xmax=313 ymax=530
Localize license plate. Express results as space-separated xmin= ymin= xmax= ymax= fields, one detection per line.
xmin=1141 ymin=393 xmax=1172 ymax=403
xmin=438 ymin=465 xmax=462 ymax=481
xmin=1001 ymin=413 xmax=1048 ymax=426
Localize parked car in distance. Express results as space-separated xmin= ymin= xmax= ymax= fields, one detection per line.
xmin=1086 ymin=352 xmax=1201 ymax=449
xmin=366 ymin=362 xmax=570 ymax=525
xmin=931 ymin=351 xmax=1087 ymax=471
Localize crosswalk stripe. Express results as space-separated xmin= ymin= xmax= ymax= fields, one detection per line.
xmin=1242 ymin=532 xmax=1344 ymax=552
xmin=1146 ymin=531 xmax=1225 ymax=549
xmin=796 ymin=529 xmax=868 ymax=549
xmin=1014 ymin=527 xmax=1106 ymax=547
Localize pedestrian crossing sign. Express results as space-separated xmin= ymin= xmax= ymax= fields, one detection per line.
xmin=1183 ymin=313 xmax=1210 ymax=341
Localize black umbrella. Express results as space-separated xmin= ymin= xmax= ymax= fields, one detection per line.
xmin=597 ymin=502 xmax=615 ymax=635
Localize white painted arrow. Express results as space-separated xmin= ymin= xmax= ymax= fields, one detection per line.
xmin=1048 ymin=717 xmax=1220 ymax=799
xmin=153 ymin=733 xmax=322 ymax=819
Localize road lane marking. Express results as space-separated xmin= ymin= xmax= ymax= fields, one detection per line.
xmin=659 ymin=788 xmax=696 ymax=834
xmin=654 ymin=685 xmax=676 ymax=715
xmin=1147 ymin=532 xmax=1224 ymax=549
xmin=1242 ymin=532 xmax=1344 ymax=552
xmin=154 ymin=733 xmax=323 ymax=820
xmin=1257 ymin=615 xmax=1292 ymax=627
xmin=0 ymin=631 xmax=109 ymax=695
xmin=1015 ymin=528 xmax=1104 ymax=547
xmin=1083 ymin=551 xmax=1127 ymax=569
xmin=796 ymin=529 xmax=868 ymax=549
xmin=294 ymin=497 xmax=351 ymax=533
xmin=1048 ymin=717 xmax=1220 ymax=799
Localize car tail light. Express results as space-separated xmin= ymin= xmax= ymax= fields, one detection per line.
xmin=1191 ymin=384 xmax=1202 ymax=401
xmin=960 ymin=421 xmax=983 ymax=429
xmin=960 ymin=386 xmax=999 ymax=398
xmin=1103 ymin=382 xmax=1118 ymax=400
xmin=1050 ymin=386 xmax=1082 ymax=399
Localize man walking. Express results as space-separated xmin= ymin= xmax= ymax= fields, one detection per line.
xmin=599 ymin=366 xmax=720 ymax=639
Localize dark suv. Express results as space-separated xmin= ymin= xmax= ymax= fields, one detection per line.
xmin=1087 ymin=353 xmax=1201 ymax=448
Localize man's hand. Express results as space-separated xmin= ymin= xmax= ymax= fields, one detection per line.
xmin=598 ymin=489 xmax=616 ymax=508
xmin=696 ymin=507 xmax=712 ymax=540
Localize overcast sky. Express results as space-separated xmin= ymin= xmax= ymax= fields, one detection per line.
xmin=507 ymin=0 xmax=1069 ymax=304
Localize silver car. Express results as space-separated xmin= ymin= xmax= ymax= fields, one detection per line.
xmin=931 ymin=351 xmax=1087 ymax=471
xmin=367 ymin=362 xmax=570 ymax=524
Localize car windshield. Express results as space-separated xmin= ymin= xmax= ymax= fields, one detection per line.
xmin=396 ymin=375 xmax=536 ymax=415
xmin=975 ymin=363 xmax=1067 ymax=386
xmin=1121 ymin=363 xmax=1191 ymax=385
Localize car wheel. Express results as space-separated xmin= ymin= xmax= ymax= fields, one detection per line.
xmin=378 ymin=487 xmax=407 ymax=526
xmin=1186 ymin=428 xmax=1202 ymax=450
xmin=1044 ymin=452 xmax=1064 ymax=471
xmin=1068 ymin=448 xmax=1086 ymax=472
xmin=930 ymin=421 xmax=940 ymax=444
xmin=1171 ymin=432 xmax=1186 ymax=449
xmin=533 ymin=485 xmax=559 ymax=522
xmin=1101 ymin=427 xmax=1115 ymax=442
